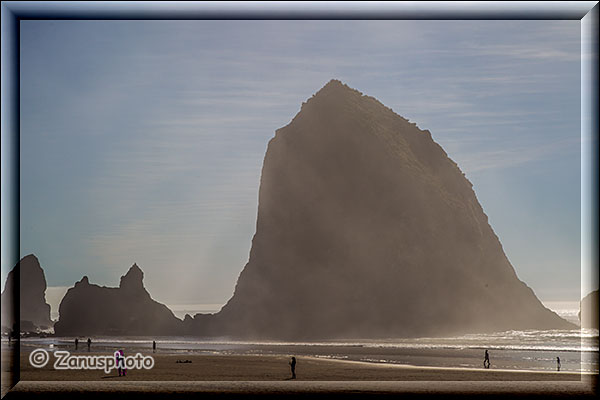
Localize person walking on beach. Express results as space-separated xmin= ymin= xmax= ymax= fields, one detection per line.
xmin=290 ymin=356 xmax=297 ymax=379
xmin=153 ymin=340 xmax=156 ymax=353
xmin=116 ymin=350 xmax=122 ymax=376
xmin=87 ymin=338 xmax=91 ymax=351
xmin=116 ymin=350 xmax=127 ymax=376
xmin=557 ymin=356 xmax=561 ymax=371
xmin=74 ymin=338 xmax=78 ymax=350
xmin=484 ymin=350 xmax=490 ymax=369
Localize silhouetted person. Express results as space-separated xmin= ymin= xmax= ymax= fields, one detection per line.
xmin=75 ymin=338 xmax=79 ymax=350
xmin=153 ymin=340 xmax=156 ymax=353
xmin=290 ymin=356 xmax=297 ymax=379
xmin=87 ymin=338 xmax=91 ymax=351
xmin=484 ymin=350 xmax=490 ymax=369
xmin=116 ymin=350 xmax=122 ymax=376
xmin=116 ymin=350 xmax=126 ymax=376
xmin=557 ymin=356 xmax=561 ymax=371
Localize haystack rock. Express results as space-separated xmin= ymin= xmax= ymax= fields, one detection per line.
xmin=1 ymin=254 xmax=53 ymax=333
xmin=54 ymin=264 xmax=183 ymax=336
xmin=188 ymin=79 xmax=573 ymax=340
xmin=579 ymin=290 xmax=599 ymax=329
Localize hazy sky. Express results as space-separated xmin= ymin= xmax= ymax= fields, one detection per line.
xmin=14 ymin=20 xmax=587 ymax=312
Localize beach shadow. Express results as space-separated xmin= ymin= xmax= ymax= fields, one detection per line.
xmin=101 ymin=375 xmax=122 ymax=379
xmin=283 ymin=377 xmax=296 ymax=381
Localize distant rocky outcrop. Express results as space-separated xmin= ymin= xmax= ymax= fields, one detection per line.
xmin=579 ymin=290 xmax=599 ymax=329
xmin=1 ymin=254 xmax=53 ymax=334
xmin=54 ymin=264 xmax=183 ymax=336
xmin=185 ymin=79 xmax=574 ymax=339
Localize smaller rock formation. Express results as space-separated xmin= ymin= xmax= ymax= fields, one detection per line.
xmin=54 ymin=264 xmax=183 ymax=336
xmin=579 ymin=290 xmax=599 ymax=329
xmin=1 ymin=254 xmax=53 ymax=334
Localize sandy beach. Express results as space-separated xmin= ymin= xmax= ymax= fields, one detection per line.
xmin=17 ymin=351 xmax=588 ymax=382
xmin=2 ymin=348 xmax=596 ymax=398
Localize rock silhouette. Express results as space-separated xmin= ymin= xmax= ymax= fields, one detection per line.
xmin=579 ymin=290 xmax=598 ymax=329
xmin=186 ymin=79 xmax=574 ymax=339
xmin=54 ymin=264 xmax=183 ymax=336
xmin=1 ymin=254 xmax=53 ymax=333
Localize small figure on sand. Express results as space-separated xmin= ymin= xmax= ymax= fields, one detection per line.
xmin=115 ymin=350 xmax=122 ymax=376
xmin=153 ymin=340 xmax=156 ymax=353
xmin=74 ymin=338 xmax=78 ymax=350
xmin=484 ymin=350 xmax=490 ymax=369
xmin=290 ymin=356 xmax=297 ymax=379
xmin=87 ymin=338 xmax=91 ymax=351
xmin=557 ymin=356 xmax=561 ymax=371
xmin=116 ymin=349 xmax=127 ymax=376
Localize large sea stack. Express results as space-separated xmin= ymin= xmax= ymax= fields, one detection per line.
xmin=190 ymin=80 xmax=574 ymax=339
xmin=54 ymin=264 xmax=183 ymax=336
xmin=1 ymin=254 xmax=53 ymax=333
